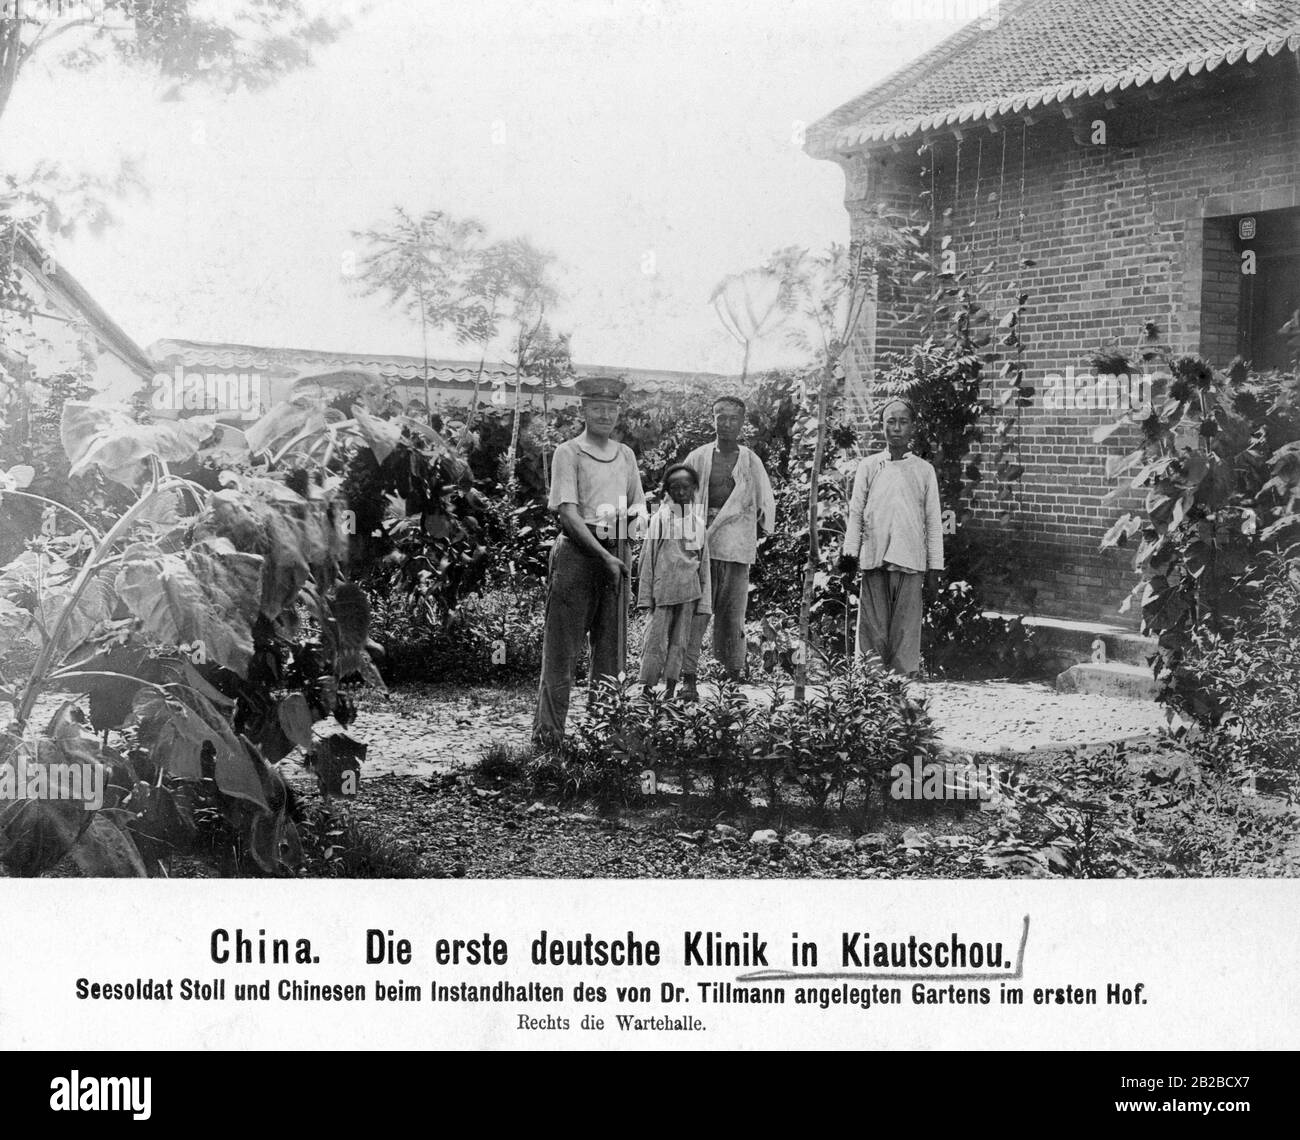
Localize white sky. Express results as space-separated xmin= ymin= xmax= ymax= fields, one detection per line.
xmin=0 ymin=0 xmax=966 ymax=373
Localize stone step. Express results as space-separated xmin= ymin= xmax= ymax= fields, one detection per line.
xmin=1055 ymin=661 xmax=1158 ymax=701
xmin=984 ymin=611 xmax=1156 ymax=668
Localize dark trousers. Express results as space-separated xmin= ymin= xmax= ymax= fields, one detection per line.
xmin=533 ymin=534 xmax=630 ymax=743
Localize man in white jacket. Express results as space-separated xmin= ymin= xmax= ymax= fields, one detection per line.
xmin=680 ymin=395 xmax=776 ymax=697
xmin=838 ymin=397 xmax=944 ymax=677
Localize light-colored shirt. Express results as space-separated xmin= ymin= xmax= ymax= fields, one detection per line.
xmin=682 ymin=443 xmax=776 ymax=566
xmin=636 ymin=503 xmax=712 ymax=611
xmin=549 ymin=435 xmax=646 ymax=532
xmin=843 ymin=451 xmax=944 ymax=573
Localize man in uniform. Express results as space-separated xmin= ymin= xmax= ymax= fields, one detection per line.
xmin=679 ymin=395 xmax=776 ymax=698
xmin=533 ymin=375 xmax=646 ymax=744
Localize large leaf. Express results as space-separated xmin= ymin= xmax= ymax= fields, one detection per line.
xmin=130 ymin=689 xmax=269 ymax=811
xmin=1105 ymin=448 xmax=1145 ymax=479
xmin=47 ymin=565 xmax=118 ymax=659
xmin=197 ymin=485 xmax=319 ymax=619
xmin=244 ymin=400 xmax=325 ymax=456
xmin=0 ymin=798 xmax=89 ymax=876
xmin=308 ymin=732 xmax=365 ymax=797
xmin=68 ymin=813 xmax=148 ymax=877
xmin=351 ymin=404 xmax=402 ymax=464
xmin=1099 ymin=513 xmax=1141 ymax=550
xmin=0 ymin=597 xmax=34 ymax=645
xmin=277 ymin=693 xmax=315 ymax=751
xmin=1092 ymin=418 xmax=1129 ymax=444
xmin=115 ymin=539 xmax=262 ymax=675
xmin=1 ymin=549 xmax=73 ymax=592
xmin=196 ymin=423 xmax=250 ymax=466
xmin=0 ymin=725 xmax=130 ymax=876
xmin=61 ymin=402 xmax=208 ymax=485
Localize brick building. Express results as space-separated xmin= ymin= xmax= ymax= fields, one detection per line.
xmin=806 ymin=0 xmax=1300 ymax=623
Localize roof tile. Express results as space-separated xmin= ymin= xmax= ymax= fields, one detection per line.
xmin=807 ymin=0 xmax=1300 ymax=154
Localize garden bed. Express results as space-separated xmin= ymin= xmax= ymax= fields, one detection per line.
xmin=280 ymin=731 xmax=1298 ymax=880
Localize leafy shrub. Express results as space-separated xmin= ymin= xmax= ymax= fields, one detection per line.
xmin=296 ymin=803 xmax=429 ymax=878
xmin=370 ymin=583 xmax=545 ymax=687
xmin=1099 ymin=362 xmax=1300 ymax=724
xmin=1172 ymin=554 xmax=1300 ymax=789
xmin=979 ymin=743 xmax=1166 ymax=878
xmin=528 ymin=675 xmax=647 ymax=807
xmin=1161 ymin=778 xmax=1297 ymax=876
xmin=661 ymin=679 xmax=755 ymax=802
xmin=528 ymin=661 xmax=938 ymax=814
xmin=0 ymin=384 xmax=412 ymax=877
xmin=760 ymin=663 xmax=938 ymax=811
xmin=978 ymin=739 xmax=1297 ymax=879
xmin=923 ymin=578 xmax=1045 ymax=679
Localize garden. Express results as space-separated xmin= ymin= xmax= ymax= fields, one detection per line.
xmin=0 ymin=0 xmax=1296 ymax=877
xmin=2 ymin=214 xmax=1298 ymax=878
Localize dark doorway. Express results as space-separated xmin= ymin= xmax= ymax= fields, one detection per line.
xmin=1200 ymin=207 xmax=1300 ymax=371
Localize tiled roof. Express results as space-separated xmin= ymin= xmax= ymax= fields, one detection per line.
xmin=146 ymin=339 xmax=733 ymax=396
xmin=808 ymin=0 xmax=1300 ymax=154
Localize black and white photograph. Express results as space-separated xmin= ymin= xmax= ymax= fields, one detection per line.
xmin=0 ymin=0 xmax=1298 ymax=1072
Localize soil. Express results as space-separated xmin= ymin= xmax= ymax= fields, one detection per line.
xmin=10 ymin=679 xmax=1296 ymax=879
xmin=279 ymin=681 xmax=1265 ymax=880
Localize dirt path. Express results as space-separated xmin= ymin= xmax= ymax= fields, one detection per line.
xmin=337 ymin=678 xmax=1167 ymax=779
xmin=7 ymin=676 xmax=1170 ymax=779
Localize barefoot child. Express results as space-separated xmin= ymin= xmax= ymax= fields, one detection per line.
xmin=637 ymin=464 xmax=712 ymax=698
xmin=838 ymin=397 xmax=943 ymax=677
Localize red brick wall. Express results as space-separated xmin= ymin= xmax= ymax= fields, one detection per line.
xmin=831 ymin=58 xmax=1300 ymax=624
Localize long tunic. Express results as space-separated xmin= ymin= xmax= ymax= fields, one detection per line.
xmin=842 ymin=451 xmax=944 ymax=573
xmin=636 ymin=503 xmax=712 ymax=612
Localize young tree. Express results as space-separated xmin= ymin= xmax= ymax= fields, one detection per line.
xmin=351 ymin=207 xmax=488 ymax=414
xmin=710 ymin=267 xmax=784 ymax=384
xmin=518 ymin=322 xmax=575 ymax=494
xmin=724 ymin=214 xmax=922 ymax=698
xmin=478 ymin=237 xmax=560 ymax=478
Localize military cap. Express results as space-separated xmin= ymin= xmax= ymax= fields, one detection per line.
xmin=575 ymin=375 xmax=628 ymax=400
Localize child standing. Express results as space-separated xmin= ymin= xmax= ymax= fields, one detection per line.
xmin=838 ymin=397 xmax=944 ymax=677
xmin=637 ymin=465 xmax=712 ymax=697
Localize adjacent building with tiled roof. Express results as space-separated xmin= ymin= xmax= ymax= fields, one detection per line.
xmin=0 ymin=230 xmax=155 ymax=395
xmin=805 ymin=0 xmax=1300 ymax=622
xmin=147 ymin=337 xmax=734 ymax=422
